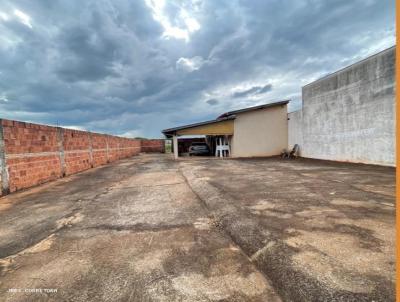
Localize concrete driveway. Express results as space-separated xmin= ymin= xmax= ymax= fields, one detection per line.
xmin=0 ymin=154 xmax=395 ymax=301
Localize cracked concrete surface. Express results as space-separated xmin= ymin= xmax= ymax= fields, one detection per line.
xmin=0 ymin=154 xmax=395 ymax=301
xmin=0 ymin=154 xmax=280 ymax=302
xmin=180 ymin=157 xmax=395 ymax=301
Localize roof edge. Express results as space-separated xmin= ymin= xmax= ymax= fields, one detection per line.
xmin=217 ymin=100 xmax=289 ymax=119
xmin=162 ymin=115 xmax=236 ymax=135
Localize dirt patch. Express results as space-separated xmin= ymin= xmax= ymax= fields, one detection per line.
xmin=353 ymin=184 xmax=395 ymax=197
xmin=114 ymin=171 xmax=185 ymax=188
xmin=193 ymin=217 xmax=213 ymax=230
xmin=286 ymin=230 xmax=392 ymax=278
xmin=0 ymin=200 xmax=14 ymax=212
xmin=291 ymin=250 xmax=369 ymax=293
xmin=56 ymin=212 xmax=84 ymax=228
xmin=171 ymin=272 xmax=274 ymax=301
xmin=330 ymin=198 xmax=377 ymax=208
xmin=131 ymin=249 xmax=172 ymax=274
xmin=0 ymin=234 xmax=56 ymax=274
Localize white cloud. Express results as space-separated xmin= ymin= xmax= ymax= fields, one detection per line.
xmin=351 ymin=29 xmax=395 ymax=60
xmin=0 ymin=11 xmax=9 ymax=21
xmin=120 ymin=129 xmax=144 ymax=138
xmin=0 ymin=94 xmax=9 ymax=102
xmin=14 ymin=9 xmax=32 ymax=28
xmin=144 ymin=0 xmax=200 ymax=41
xmin=63 ymin=125 xmax=86 ymax=131
xmin=176 ymin=56 xmax=205 ymax=72
xmin=180 ymin=9 xmax=200 ymax=32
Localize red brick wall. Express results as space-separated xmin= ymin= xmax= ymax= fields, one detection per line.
xmin=118 ymin=137 xmax=141 ymax=159
xmin=0 ymin=119 xmax=164 ymax=195
xmin=141 ymin=139 xmax=165 ymax=153
xmin=63 ymin=129 xmax=92 ymax=176
xmin=2 ymin=120 xmax=62 ymax=193
xmin=91 ymin=133 xmax=108 ymax=167
xmin=107 ymin=135 xmax=119 ymax=162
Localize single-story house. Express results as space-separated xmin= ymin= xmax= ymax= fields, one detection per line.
xmin=162 ymin=100 xmax=289 ymax=159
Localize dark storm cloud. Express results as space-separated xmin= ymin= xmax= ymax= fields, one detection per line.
xmin=232 ymin=84 xmax=273 ymax=98
xmin=257 ymin=84 xmax=272 ymax=94
xmin=232 ymin=87 xmax=263 ymax=98
xmin=55 ymin=24 xmax=119 ymax=82
xmin=206 ymin=99 xmax=219 ymax=106
xmin=0 ymin=0 xmax=395 ymax=137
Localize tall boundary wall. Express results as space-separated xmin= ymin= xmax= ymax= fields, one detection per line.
xmin=289 ymin=46 xmax=395 ymax=166
xmin=0 ymin=119 xmax=164 ymax=196
xmin=288 ymin=110 xmax=303 ymax=154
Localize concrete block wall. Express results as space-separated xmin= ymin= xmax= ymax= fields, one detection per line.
xmin=0 ymin=119 xmax=164 ymax=196
xmin=298 ymin=46 xmax=395 ymax=166
xmin=288 ymin=110 xmax=303 ymax=154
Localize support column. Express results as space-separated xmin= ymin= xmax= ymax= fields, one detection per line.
xmin=0 ymin=120 xmax=9 ymax=195
xmin=56 ymin=127 xmax=66 ymax=177
xmin=172 ymin=135 xmax=178 ymax=159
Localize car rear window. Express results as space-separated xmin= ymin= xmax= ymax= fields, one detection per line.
xmin=191 ymin=142 xmax=207 ymax=146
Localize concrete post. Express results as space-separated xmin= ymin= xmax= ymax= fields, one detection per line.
xmin=172 ymin=135 xmax=178 ymax=159
xmin=56 ymin=127 xmax=66 ymax=177
xmin=0 ymin=120 xmax=9 ymax=195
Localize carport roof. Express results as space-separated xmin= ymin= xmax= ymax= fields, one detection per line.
xmin=162 ymin=100 xmax=289 ymax=137
xmin=162 ymin=115 xmax=236 ymax=137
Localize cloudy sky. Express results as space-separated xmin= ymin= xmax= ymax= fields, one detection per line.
xmin=0 ymin=0 xmax=395 ymax=138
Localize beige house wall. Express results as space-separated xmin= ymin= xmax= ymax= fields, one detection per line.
xmin=231 ymin=105 xmax=288 ymax=157
xmin=176 ymin=119 xmax=234 ymax=136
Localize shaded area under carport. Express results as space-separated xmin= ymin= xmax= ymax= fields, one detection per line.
xmin=163 ymin=116 xmax=234 ymax=159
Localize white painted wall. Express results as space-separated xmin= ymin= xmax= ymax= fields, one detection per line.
xmin=232 ymin=105 xmax=288 ymax=157
xmin=300 ymin=47 xmax=395 ymax=166
xmin=288 ymin=110 xmax=303 ymax=155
